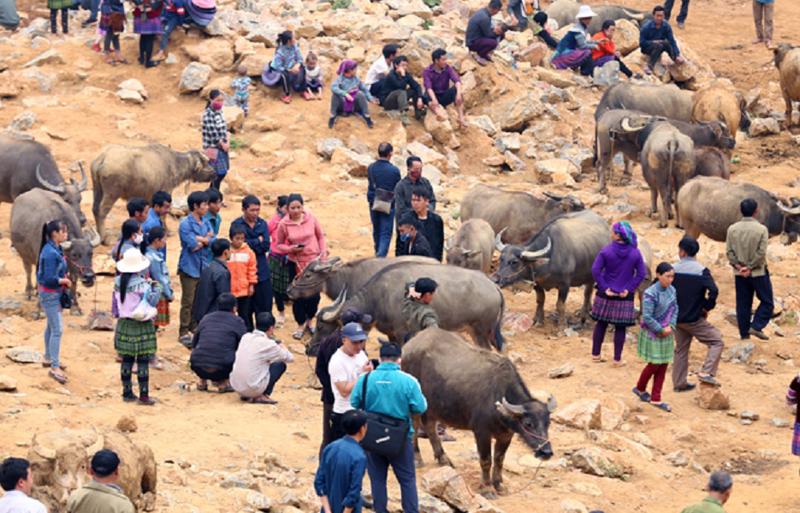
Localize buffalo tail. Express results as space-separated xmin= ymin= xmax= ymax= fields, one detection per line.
xmin=493 ymin=288 xmax=506 ymax=352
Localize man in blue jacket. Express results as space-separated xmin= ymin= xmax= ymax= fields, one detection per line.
xmin=314 ymin=410 xmax=368 ymax=513
xmin=351 ymin=343 xmax=427 ymax=513
xmin=639 ymin=5 xmax=685 ymax=74
xmin=178 ymin=190 xmax=214 ymax=345
xmin=367 ymin=143 xmax=402 ymax=257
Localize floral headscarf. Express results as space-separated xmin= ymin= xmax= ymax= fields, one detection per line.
xmin=612 ymin=221 xmax=637 ymax=247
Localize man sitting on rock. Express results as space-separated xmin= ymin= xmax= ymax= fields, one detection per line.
xmin=190 ymin=292 xmax=247 ymax=393
xmin=378 ymin=56 xmax=426 ymax=126
xmin=365 ymin=43 xmax=399 ymax=98
xmin=465 ymin=0 xmax=505 ymax=66
xmin=639 ymin=4 xmax=685 ymax=75
xmin=67 ymin=450 xmax=135 ymax=513
xmin=422 ymin=48 xmax=466 ymax=127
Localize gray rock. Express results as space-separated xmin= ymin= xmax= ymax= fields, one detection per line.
xmin=23 ymin=18 xmax=51 ymax=38
xmin=117 ymin=89 xmax=145 ymax=104
xmin=748 ymin=117 xmax=780 ymax=137
xmin=9 ymin=111 xmax=36 ymax=131
xmin=724 ymin=341 xmax=754 ymax=363
xmin=0 ymin=374 xmax=17 ymax=391
xmin=23 ymin=49 xmax=64 ymax=68
xmin=6 ymin=346 xmax=43 ymax=364
xmin=21 ymin=69 xmax=55 ymax=93
xmin=548 ymin=362 xmax=574 ymax=379
xmin=740 ymin=411 xmax=759 ymax=421
xmin=570 ymin=447 xmax=630 ymax=479
xmin=316 ymin=138 xmax=345 ymax=160
xmin=494 ymin=132 xmax=521 ymax=153
xmin=666 ymin=450 xmax=689 ymax=467
xmin=771 ymin=418 xmax=790 ymax=428
xmin=592 ymin=59 xmax=621 ymax=87
xmin=246 ymin=491 xmax=272 ymax=511
xmin=468 ymin=115 xmax=497 ymax=136
xmin=0 ymin=297 xmax=22 ymax=312
xmin=418 ymin=492 xmax=452 ymax=513
xmin=179 ymin=62 xmax=212 ymax=94
xmin=504 ymin=151 xmax=526 ymax=172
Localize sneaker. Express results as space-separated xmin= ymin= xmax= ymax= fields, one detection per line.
xmin=749 ymin=327 xmax=769 ymax=340
xmin=81 ymin=17 xmax=97 ymax=27
xmin=328 ymin=116 xmax=336 ymax=129
xmin=363 ymin=115 xmax=374 ymax=129
xmin=673 ymin=383 xmax=696 ymax=392
xmin=179 ymin=334 xmax=193 ymax=348
xmin=698 ymin=375 xmax=721 ymax=387
xmin=123 ymin=394 xmax=138 ymax=402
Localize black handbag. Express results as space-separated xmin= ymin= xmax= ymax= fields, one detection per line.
xmin=59 ymin=289 xmax=72 ymax=309
xmin=358 ymin=372 xmax=409 ymax=458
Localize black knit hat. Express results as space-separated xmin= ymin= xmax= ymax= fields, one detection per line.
xmin=91 ymin=450 xmax=120 ymax=477
xmin=414 ymin=277 xmax=438 ymax=294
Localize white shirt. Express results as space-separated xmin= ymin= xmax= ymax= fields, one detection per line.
xmin=364 ymin=56 xmax=390 ymax=88
xmin=328 ymin=347 xmax=368 ymax=413
xmin=229 ymin=330 xmax=294 ymax=399
xmin=0 ymin=491 xmax=48 ymax=513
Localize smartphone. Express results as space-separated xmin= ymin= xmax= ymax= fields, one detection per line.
xmin=296 ymin=244 xmax=305 ymax=248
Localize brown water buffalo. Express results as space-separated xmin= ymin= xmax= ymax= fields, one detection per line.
xmin=0 ymin=135 xmax=88 ymax=225
xmin=313 ymin=262 xmax=505 ymax=350
xmin=403 ymin=328 xmax=555 ymax=497
xmin=11 ymin=189 xmax=100 ymax=315
xmin=677 ymin=176 xmax=800 ymax=243
xmin=692 ymin=147 xmax=731 ymax=180
xmin=773 ymin=43 xmax=800 ymax=129
xmin=91 ymin=144 xmax=215 ymax=243
xmin=445 ymin=219 xmax=495 ymax=273
xmin=493 ymin=210 xmax=609 ymax=329
xmin=641 ymin=122 xmax=695 ymax=228
xmin=546 ymin=0 xmax=651 ymax=33
xmin=691 ymin=83 xmax=750 ymax=136
xmin=460 ymin=184 xmax=584 ymax=245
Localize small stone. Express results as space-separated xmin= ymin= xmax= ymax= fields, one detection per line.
xmin=537 ymin=68 xmax=576 ymax=88
xmin=560 ymin=498 xmax=588 ymax=513
xmin=570 ymin=447 xmax=631 ymax=479
xmin=0 ymin=375 xmax=18 ymax=391
xmin=740 ymin=411 xmax=759 ymax=421
xmin=118 ymin=78 xmax=148 ymax=98
xmin=740 ymin=419 xmax=753 ymax=426
xmin=246 ymin=491 xmax=272 ymax=511
xmin=316 ymin=138 xmax=345 ymax=160
xmin=9 ymin=111 xmax=37 ymax=131
xmin=495 ymin=132 xmax=521 ymax=153
xmin=666 ymin=450 xmax=689 ymax=467
xmin=23 ymin=49 xmax=64 ymax=68
xmin=771 ymin=418 xmax=790 ymax=428
xmin=116 ymin=415 xmax=138 ymax=433
xmin=421 ymin=466 xmax=478 ymax=512
xmin=468 ymin=115 xmax=497 ymax=136
xmin=117 ymin=89 xmax=145 ymax=104
xmin=548 ymin=363 xmax=574 ymax=379
xmin=696 ymin=383 xmax=730 ymax=410
xmin=724 ymin=342 xmax=754 ymax=364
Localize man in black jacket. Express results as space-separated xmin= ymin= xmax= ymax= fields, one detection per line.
xmin=672 ymin=236 xmax=724 ymax=391
xmin=192 ymin=238 xmax=232 ymax=325
xmin=190 ymin=293 xmax=247 ymax=392
xmin=396 ymin=213 xmax=433 ymax=257
xmin=409 ymin=187 xmax=444 ymax=261
xmin=394 ymin=156 xmax=436 ymax=222
xmin=379 ymin=56 xmax=426 ymax=125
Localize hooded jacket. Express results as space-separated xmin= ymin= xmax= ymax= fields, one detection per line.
xmin=591 ymin=241 xmax=647 ymax=294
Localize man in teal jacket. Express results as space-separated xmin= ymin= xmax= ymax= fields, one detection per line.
xmin=350 ymin=343 xmax=427 ymax=513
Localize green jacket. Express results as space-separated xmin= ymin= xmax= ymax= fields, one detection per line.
xmin=725 ymin=217 xmax=768 ymax=277
xmin=680 ymin=496 xmax=725 ymax=513
xmin=401 ymin=294 xmax=439 ymax=336
xmin=67 ymin=481 xmax=135 ymax=513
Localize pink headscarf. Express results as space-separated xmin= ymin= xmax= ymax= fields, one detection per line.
xmin=336 ymin=59 xmax=358 ymax=75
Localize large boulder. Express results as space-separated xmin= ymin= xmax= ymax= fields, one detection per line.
xmin=29 ymin=429 xmax=157 ymax=512
xmin=553 ymin=398 xmax=629 ymax=431
xmin=183 ymin=39 xmax=235 ymax=72
xmin=330 ymin=147 xmax=373 ymax=177
xmin=179 ymin=62 xmax=212 ymax=94
xmin=421 ymin=466 xmax=478 ymax=512
xmin=240 ymin=50 xmax=272 ymax=77
xmin=494 ymin=92 xmax=545 ymax=132
xmin=424 ymin=114 xmax=459 ymax=149
xmin=613 ymin=19 xmax=640 ymax=56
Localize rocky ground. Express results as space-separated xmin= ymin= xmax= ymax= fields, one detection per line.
xmin=1 ymin=0 xmax=800 ymax=512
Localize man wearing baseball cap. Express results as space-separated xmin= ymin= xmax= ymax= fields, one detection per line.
xmin=67 ymin=449 xmax=134 ymax=513
xmin=328 ymin=322 xmax=373 ymax=443
xmin=350 ymin=343 xmax=427 ymax=513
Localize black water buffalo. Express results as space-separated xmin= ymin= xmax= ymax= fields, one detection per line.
xmin=460 ymin=184 xmax=584 ymax=245
xmin=0 ymin=135 xmax=88 ymax=225
xmin=493 ymin=210 xmax=609 ymax=328
xmin=403 ymin=328 xmax=555 ymax=498
xmin=692 ymin=147 xmax=731 ymax=180
xmin=445 ymin=219 xmax=495 ymax=273
xmin=11 ymin=189 xmax=100 ymax=315
xmin=91 ymin=144 xmax=215 ymax=244
xmin=314 ymin=262 xmax=505 ymax=350
xmin=677 ymin=176 xmax=800 ymax=243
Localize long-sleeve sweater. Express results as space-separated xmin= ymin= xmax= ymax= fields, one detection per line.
xmin=638 ymin=19 xmax=681 ymax=55
xmin=725 ymin=217 xmax=769 ymax=276
xmin=331 ymin=74 xmax=373 ymax=101
xmin=274 ymin=211 xmax=328 ymax=274
xmin=553 ymin=22 xmax=597 ymax=58
xmin=673 ymin=257 xmax=718 ymax=324
xmin=271 ymin=44 xmax=303 ymax=72
xmin=378 ymin=69 xmax=422 ymax=104
xmin=641 ymin=282 xmax=678 ymax=335
xmin=591 ymin=242 xmax=647 ymax=295
xmin=228 ymin=245 xmax=257 ymax=298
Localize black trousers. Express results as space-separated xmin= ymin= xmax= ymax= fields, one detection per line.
xmin=138 ymin=34 xmax=156 ymax=64
xmin=210 ymin=173 xmax=225 ymax=190
xmin=50 ymin=8 xmax=68 ymax=33
xmin=735 ymin=272 xmax=774 ymax=337
xmin=104 ymin=32 xmax=120 ymax=52
xmin=319 ymin=402 xmax=334 ymax=460
xmin=293 ymin=294 xmax=320 ymax=325
xmin=641 ymin=41 xmax=677 ymax=68
xmin=329 ymin=411 xmax=346 ymax=444
xmin=664 ymin=0 xmax=690 ymax=23
xmin=121 ymin=355 xmax=150 ymax=399
xmin=274 ymin=291 xmax=288 ymax=312
xmin=191 ymin=363 xmax=233 ymax=382
xmin=237 ymin=296 xmax=254 ymax=332
xmin=253 ymin=279 xmax=273 ymax=315
xmin=264 ymin=361 xmax=287 ymax=396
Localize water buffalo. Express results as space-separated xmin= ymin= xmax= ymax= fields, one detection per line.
xmin=403 ymin=328 xmax=555 ymax=497
xmin=692 ymin=82 xmax=751 ymax=136
xmin=286 ymin=255 xmax=436 ymax=301
xmin=546 ymin=0 xmax=651 ymax=33
xmin=494 ymin=210 xmax=609 ymax=329
xmin=773 ymin=43 xmax=800 ymax=129
xmin=692 ymin=147 xmax=731 ymax=180
xmin=445 ymin=219 xmax=495 ymax=273
xmin=641 ymin=122 xmax=695 ymax=228
xmin=677 ymin=176 xmax=800 ymax=243
xmin=91 ymin=144 xmax=215 ymax=244
xmin=10 ymin=189 xmax=100 ymax=315
xmin=0 ymin=135 xmax=88 ymax=225
xmin=314 ymin=262 xmax=505 ymax=350
xmin=460 ymin=184 xmax=584 ymax=245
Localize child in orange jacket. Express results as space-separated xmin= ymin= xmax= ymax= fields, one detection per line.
xmin=229 ymin=224 xmax=258 ymax=331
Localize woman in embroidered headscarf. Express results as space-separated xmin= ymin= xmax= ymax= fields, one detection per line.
xmin=590 ymin=221 xmax=647 ymax=366
xmin=328 ymin=59 xmax=378 ymax=129
xmin=261 ymin=30 xmax=306 ymax=104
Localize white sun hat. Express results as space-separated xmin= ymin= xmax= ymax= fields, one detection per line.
xmin=116 ymin=248 xmax=151 ymax=274
xmin=575 ymin=5 xmax=598 ymax=18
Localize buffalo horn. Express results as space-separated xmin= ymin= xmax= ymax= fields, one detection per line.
xmin=531 ymin=389 xmax=558 ymax=413
xmin=500 ymin=396 xmax=525 ymax=416
xmin=462 ymin=249 xmax=477 ymax=257
xmin=61 ymin=240 xmax=72 ymax=250
xmin=85 ymin=227 xmax=101 ymax=247
xmin=621 ymin=8 xmax=644 ymax=20
xmin=542 ymin=191 xmax=563 ymax=201
xmin=36 ymin=163 xmax=65 ymax=194
xmin=494 ymin=228 xmax=508 ymax=252
xmin=520 ymin=237 xmax=551 ymax=260
xmin=77 ymin=162 xmax=88 ymax=192
xmin=320 ymin=289 xmax=347 ymax=322
xmin=620 ymin=117 xmax=646 ymax=133
xmin=778 ymin=202 xmax=800 ymax=215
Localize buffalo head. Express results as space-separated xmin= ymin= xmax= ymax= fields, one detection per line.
xmin=311 ymin=288 xmax=349 ymax=347
xmin=778 ymin=198 xmax=800 ymax=245
xmin=542 ymin=192 xmax=584 ymax=214
xmin=189 ymin=150 xmax=217 ymax=183
xmin=492 ymin=232 xmax=551 ymax=287
xmin=61 ymin=228 xmax=101 ymax=287
xmin=445 ymin=241 xmax=481 ymax=270
xmin=36 ymin=163 xmax=88 ymax=226
xmin=706 ymin=119 xmax=736 ymax=150
xmin=495 ymin=390 xmax=556 ymax=460
xmin=773 ymin=43 xmax=797 ymax=69
xmin=287 ymin=257 xmax=342 ymax=300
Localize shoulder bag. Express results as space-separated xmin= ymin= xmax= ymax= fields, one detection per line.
xmin=368 ymin=169 xmax=395 ymax=215
xmin=358 ymin=371 xmax=409 ymax=458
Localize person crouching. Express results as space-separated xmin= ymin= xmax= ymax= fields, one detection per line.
xmin=230 ymin=312 xmax=294 ymax=404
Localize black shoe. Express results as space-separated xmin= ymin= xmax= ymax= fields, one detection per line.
xmin=673 ymin=383 xmax=696 ymax=392
xmin=123 ymin=393 xmax=138 ymax=402
xmin=749 ymin=328 xmax=769 ymax=340
xmin=363 ymin=115 xmax=374 ymax=129
xmin=82 ymin=17 xmax=97 ymax=27
xmin=145 ymin=60 xmax=160 ymax=68
xmin=328 ymin=116 xmax=336 ymax=129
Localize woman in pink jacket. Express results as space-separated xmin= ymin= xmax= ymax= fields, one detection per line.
xmin=274 ymin=194 xmax=328 ymax=339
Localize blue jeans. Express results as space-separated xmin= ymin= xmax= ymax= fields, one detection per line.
xmin=370 ymin=207 xmax=394 ymax=257
xmin=40 ymin=291 xmax=63 ymax=369
xmin=160 ymin=12 xmax=183 ymax=51
xmin=366 ymin=437 xmax=418 ymax=513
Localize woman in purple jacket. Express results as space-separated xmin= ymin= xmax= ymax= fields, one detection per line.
xmin=590 ymin=221 xmax=647 ymax=366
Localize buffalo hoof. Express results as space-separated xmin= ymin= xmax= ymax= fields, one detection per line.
xmin=436 ymin=454 xmax=454 ymax=467
xmin=493 ymin=483 xmax=508 ymax=496
xmin=479 ymin=487 xmax=497 ymax=500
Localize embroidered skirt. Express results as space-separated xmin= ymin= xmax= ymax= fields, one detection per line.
xmin=154 ymin=298 xmax=170 ymax=327
xmin=133 ymin=16 xmax=162 ymax=34
xmin=269 ymin=254 xmax=293 ymax=296
xmin=186 ymin=0 xmax=215 ymax=27
xmin=115 ymin=318 xmax=157 ymax=357
xmin=793 ymin=422 xmax=800 ymax=456
xmin=551 ymin=48 xmax=591 ymax=70
xmin=636 ymin=329 xmax=674 ymax=364
xmin=591 ymin=291 xmax=637 ymax=326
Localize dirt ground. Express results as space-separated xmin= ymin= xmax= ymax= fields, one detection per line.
xmin=1 ymin=0 xmax=800 ymax=511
